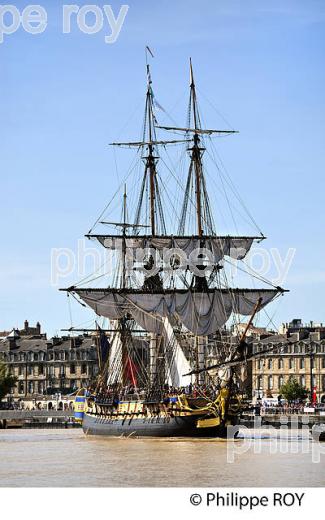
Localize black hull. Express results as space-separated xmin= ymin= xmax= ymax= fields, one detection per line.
xmin=82 ymin=412 xmax=230 ymax=438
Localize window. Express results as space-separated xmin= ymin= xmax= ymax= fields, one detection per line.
xmin=312 ymin=375 xmax=317 ymax=387
xmin=39 ymin=364 xmax=44 ymax=375
xmin=311 ymin=358 xmax=315 ymax=369
xmin=28 ymin=382 xmax=34 ymax=394
xmin=322 ymin=358 xmax=325 ymax=369
xmin=70 ymin=364 xmax=75 ymax=374
xmin=256 ymin=359 xmax=263 ymax=370
xmin=81 ymin=364 xmax=87 ymax=374
xmin=300 ymin=358 xmax=305 ymax=369
xmin=278 ymin=375 xmax=284 ymax=388
xmin=322 ymin=376 xmax=325 ymax=391
xmin=27 ymin=365 xmax=33 ymax=375
xmin=278 ymin=358 xmax=284 ymax=369
xmin=268 ymin=376 xmax=273 ymax=390
xmin=268 ymin=359 xmax=272 ymax=370
xmin=18 ymin=382 xmax=24 ymax=394
xmin=257 ymin=376 xmax=263 ymax=389
xmin=301 ymin=375 xmax=305 ymax=387
xmin=34 ymin=353 xmax=38 ymax=361
xmin=18 ymin=365 xmax=23 ymax=376
xmin=289 ymin=358 xmax=294 ymax=370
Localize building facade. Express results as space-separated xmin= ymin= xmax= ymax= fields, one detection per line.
xmin=0 ymin=324 xmax=99 ymax=399
xmin=252 ymin=330 xmax=325 ymax=403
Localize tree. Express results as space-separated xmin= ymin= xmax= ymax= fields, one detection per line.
xmin=0 ymin=362 xmax=17 ymax=401
xmin=280 ymin=376 xmax=307 ymax=403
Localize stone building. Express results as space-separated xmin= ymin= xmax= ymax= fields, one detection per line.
xmin=252 ymin=329 xmax=325 ymax=403
xmin=0 ymin=323 xmax=98 ymax=399
xmin=0 ymin=320 xmax=43 ymax=338
xmin=279 ymin=318 xmax=325 ymax=335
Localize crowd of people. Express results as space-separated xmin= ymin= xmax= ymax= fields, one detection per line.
xmin=90 ymin=382 xmax=221 ymax=405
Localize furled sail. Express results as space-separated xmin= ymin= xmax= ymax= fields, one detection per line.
xmin=71 ymin=287 xmax=280 ymax=336
xmin=163 ymin=317 xmax=192 ymax=387
xmin=86 ymin=234 xmax=261 ymax=262
xmin=107 ymin=323 xmax=123 ymax=385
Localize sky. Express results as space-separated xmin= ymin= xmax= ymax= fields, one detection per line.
xmin=1 ymin=0 xmax=325 ymax=336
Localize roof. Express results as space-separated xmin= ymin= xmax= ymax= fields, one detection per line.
xmin=253 ymin=331 xmax=325 ymax=346
xmin=255 ymin=334 xmax=287 ymax=345
xmin=0 ymin=335 xmax=96 ymax=353
xmin=7 ymin=329 xmax=20 ymax=339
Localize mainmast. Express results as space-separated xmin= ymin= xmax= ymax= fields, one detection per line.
xmin=122 ymin=184 xmax=127 ymax=288
xmin=145 ymin=64 xmax=158 ymax=236
xmin=189 ymin=58 xmax=204 ymax=237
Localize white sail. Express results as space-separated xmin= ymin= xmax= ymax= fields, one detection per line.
xmin=73 ymin=288 xmax=280 ymax=336
xmin=106 ymin=322 xmax=123 ymax=385
xmin=163 ymin=317 xmax=192 ymax=387
xmin=88 ymin=235 xmax=258 ymax=262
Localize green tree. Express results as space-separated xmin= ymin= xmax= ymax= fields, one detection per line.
xmin=280 ymin=376 xmax=307 ymax=403
xmin=0 ymin=361 xmax=17 ymax=401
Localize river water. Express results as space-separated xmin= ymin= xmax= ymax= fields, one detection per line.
xmin=0 ymin=428 xmax=324 ymax=487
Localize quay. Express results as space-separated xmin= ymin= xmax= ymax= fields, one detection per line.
xmin=0 ymin=409 xmax=75 ymax=429
xmin=241 ymin=407 xmax=325 ymax=428
xmin=1 ymin=408 xmax=325 ymax=431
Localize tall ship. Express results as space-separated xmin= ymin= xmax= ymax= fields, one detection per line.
xmin=63 ymin=55 xmax=286 ymax=437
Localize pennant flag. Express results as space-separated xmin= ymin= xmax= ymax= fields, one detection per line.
xmin=146 ymin=45 xmax=154 ymax=58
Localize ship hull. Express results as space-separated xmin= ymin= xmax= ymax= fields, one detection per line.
xmin=82 ymin=411 xmax=230 ymax=438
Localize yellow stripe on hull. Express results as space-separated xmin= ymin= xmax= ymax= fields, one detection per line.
xmin=196 ymin=417 xmax=221 ymax=428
